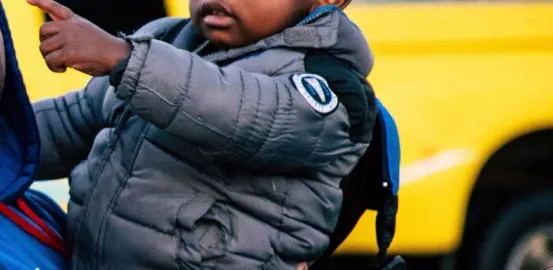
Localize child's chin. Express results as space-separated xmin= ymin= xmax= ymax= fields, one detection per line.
xmin=208 ymin=37 xmax=242 ymax=49
xmin=203 ymin=30 xmax=249 ymax=48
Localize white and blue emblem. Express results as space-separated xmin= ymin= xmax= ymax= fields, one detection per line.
xmin=292 ymin=74 xmax=338 ymax=114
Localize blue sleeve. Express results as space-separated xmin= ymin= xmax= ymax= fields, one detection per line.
xmin=0 ymin=210 xmax=66 ymax=270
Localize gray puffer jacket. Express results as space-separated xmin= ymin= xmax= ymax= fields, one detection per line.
xmin=33 ymin=6 xmax=375 ymax=270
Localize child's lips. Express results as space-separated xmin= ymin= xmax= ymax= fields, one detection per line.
xmin=203 ymin=13 xmax=235 ymax=28
xmin=199 ymin=0 xmax=235 ymax=29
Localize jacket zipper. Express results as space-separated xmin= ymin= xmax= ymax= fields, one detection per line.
xmin=72 ymin=104 xmax=132 ymax=268
xmin=91 ymin=105 xmax=133 ymax=268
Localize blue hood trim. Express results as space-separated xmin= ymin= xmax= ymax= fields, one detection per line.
xmin=0 ymin=2 xmax=41 ymax=203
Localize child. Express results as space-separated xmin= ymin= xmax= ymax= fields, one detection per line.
xmin=27 ymin=0 xmax=378 ymax=269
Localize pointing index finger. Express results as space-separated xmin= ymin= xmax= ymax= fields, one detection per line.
xmin=27 ymin=0 xmax=74 ymax=21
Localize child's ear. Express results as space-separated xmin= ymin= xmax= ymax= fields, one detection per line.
xmin=313 ymin=0 xmax=352 ymax=10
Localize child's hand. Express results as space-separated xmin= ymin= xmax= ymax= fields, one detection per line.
xmin=27 ymin=0 xmax=131 ymax=76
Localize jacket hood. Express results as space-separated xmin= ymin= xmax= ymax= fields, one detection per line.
xmin=291 ymin=5 xmax=374 ymax=77
xmin=0 ymin=2 xmax=40 ymax=203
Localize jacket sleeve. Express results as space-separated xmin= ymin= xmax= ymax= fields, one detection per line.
xmin=115 ymin=37 xmax=357 ymax=172
xmin=32 ymin=77 xmax=110 ymax=180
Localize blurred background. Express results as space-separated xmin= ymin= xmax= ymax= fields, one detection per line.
xmin=3 ymin=0 xmax=553 ymax=269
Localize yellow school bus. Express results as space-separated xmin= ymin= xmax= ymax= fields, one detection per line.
xmin=4 ymin=0 xmax=553 ymax=269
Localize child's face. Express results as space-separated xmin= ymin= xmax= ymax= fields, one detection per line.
xmin=190 ymin=0 xmax=315 ymax=48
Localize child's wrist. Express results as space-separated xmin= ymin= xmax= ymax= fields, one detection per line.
xmin=106 ymin=37 xmax=132 ymax=73
xmin=108 ymin=36 xmax=132 ymax=87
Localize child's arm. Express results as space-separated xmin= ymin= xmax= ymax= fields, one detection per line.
xmin=28 ymin=0 xmax=366 ymax=172
xmin=32 ymin=78 xmax=110 ymax=180
xmin=114 ymin=39 xmax=359 ymax=171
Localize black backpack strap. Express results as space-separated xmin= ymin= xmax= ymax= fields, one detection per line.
xmin=371 ymin=196 xmax=403 ymax=269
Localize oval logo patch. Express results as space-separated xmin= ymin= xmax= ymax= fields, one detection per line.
xmin=292 ymin=74 xmax=338 ymax=114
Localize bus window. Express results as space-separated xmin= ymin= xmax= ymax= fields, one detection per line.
xmin=44 ymin=0 xmax=168 ymax=36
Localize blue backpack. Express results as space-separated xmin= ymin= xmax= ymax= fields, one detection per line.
xmin=0 ymin=2 xmax=68 ymax=269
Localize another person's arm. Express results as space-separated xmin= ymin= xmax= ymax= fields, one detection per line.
xmin=32 ymin=78 xmax=110 ymax=180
